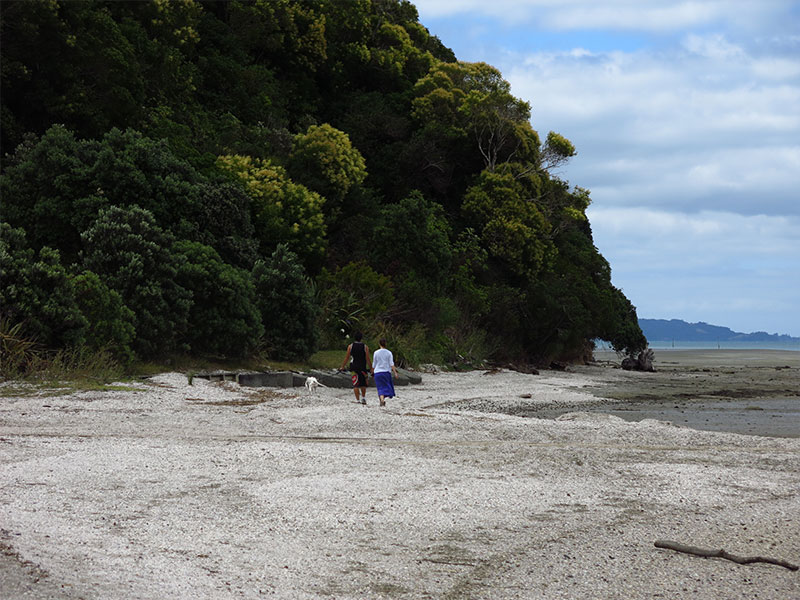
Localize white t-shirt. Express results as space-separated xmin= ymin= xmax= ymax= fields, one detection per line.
xmin=372 ymin=348 xmax=394 ymax=373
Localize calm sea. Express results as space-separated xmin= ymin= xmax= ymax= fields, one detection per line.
xmin=596 ymin=340 xmax=800 ymax=351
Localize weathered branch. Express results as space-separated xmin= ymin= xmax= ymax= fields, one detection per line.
xmin=655 ymin=540 xmax=798 ymax=571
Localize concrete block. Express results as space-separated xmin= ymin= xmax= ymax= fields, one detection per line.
xmin=397 ymin=368 xmax=422 ymax=385
xmin=237 ymin=371 xmax=294 ymax=388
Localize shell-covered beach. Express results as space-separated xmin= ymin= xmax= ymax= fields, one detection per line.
xmin=1 ymin=350 xmax=798 ymax=599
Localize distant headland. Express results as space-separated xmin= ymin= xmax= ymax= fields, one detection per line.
xmin=639 ymin=318 xmax=800 ymax=344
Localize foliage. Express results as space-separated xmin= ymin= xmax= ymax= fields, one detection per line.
xmin=252 ymin=244 xmax=319 ymax=361
xmin=216 ymin=154 xmax=327 ymax=271
xmin=0 ymin=0 xmax=646 ymax=365
xmin=462 ymin=168 xmax=554 ymax=279
xmin=317 ymin=261 xmax=395 ymax=346
xmin=80 ymin=205 xmax=191 ymax=357
xmin=173 ymin=240 xmax=263 ymax=358
xmin=24 ymin=346 xmax=124 ymax=386
xmin=0 ymin=125 xmax=204 ymax=261
xmin=0 ymin=318 xmax=38 ymax=379
xmin=71 ymin=271 xmax=136 ymax=365
xmin=0 ymin=223 xmax=88 ymax=349
xmin=287 ymin=123 xmax=367 ymax=219
xmin=191 ymin=182 xmax=260 ymax=269
xmin=368 ymin=191 xmax=453 ymax=314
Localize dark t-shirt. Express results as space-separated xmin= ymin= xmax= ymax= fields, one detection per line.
xmin=350 ymin=341 xmax=367 ymax=371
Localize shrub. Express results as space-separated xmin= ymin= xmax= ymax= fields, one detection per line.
xmin=316 ymin=261 xmax=394 ymax=347
xmin=0 ymin=223 xmax=88 ymax=349
xmin=71 ymin=271 xmax=136 ymax=364
xmin=80 ymin=206 xmax=191 ymax=357
xmin=174 ymin=240 xmax=263 ymax=357
xmin=252 ymin=244 xmax=318 ymax=361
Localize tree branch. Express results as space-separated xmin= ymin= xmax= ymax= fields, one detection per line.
xmin=655 ymin=540 xmax=798 ymax=571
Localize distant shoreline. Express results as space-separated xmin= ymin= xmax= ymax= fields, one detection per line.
xmin=596 ymin=341 xmax=800 ymax=351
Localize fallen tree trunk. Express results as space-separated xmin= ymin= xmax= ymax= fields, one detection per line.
xmin=655 ymin=540 xmax=798 ymax=571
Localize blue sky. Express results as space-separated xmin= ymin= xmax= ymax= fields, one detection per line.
xmin=412 ymin=0 xmax=800 ymax=337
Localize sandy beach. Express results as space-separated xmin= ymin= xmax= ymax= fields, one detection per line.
xmin=1 ymin=350 xmax=798 ymax=599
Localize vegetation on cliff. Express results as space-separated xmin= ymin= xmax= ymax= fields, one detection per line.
xmin=1 ymin=0 xmax=646 ymax=372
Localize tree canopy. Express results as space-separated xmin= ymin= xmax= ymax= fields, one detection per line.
xmin=0 ymin=0 xmax=646 ymax=366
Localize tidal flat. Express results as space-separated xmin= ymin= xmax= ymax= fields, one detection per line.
xmin=522 ymin=349 xmax=800 ymax=438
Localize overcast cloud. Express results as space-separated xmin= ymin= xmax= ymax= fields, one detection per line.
xmin=414 ymin=0 xmax=800 ymax=336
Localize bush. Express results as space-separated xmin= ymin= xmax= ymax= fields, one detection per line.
xmin=252 ymin=244 xmax=318 ymax=361
xmin=174 ymin=240 xmax=263 ymax=357
xmin=0 ymin=319 xmax=38 ymax=379
xmin=80 ymin=206 xmax=191 ymax=357
xmin=71 ymin=271 xmax=136 ymax=364
xmin=316 ymin=261 xmax=394 ymax=347
xmin=0 ymin=223 xmax=88 ymax=349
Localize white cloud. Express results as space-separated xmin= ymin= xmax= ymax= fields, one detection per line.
xmin=587 ymin=208 xmax=800 ymax=335
xmin=414 ymin=0 xmax=792 ymax=33
xmin=500 ymin=36 xmax=800 ymax=215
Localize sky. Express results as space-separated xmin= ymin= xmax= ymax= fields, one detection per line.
xmin=412 ymin=0 xmax=800 ymax=337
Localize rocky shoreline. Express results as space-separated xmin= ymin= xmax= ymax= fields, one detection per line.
xmin=1 ymin=350 xmax=798 ymax=599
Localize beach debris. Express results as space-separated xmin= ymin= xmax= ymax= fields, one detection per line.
xmin=622 ymin=348 xmax=656 ymax=372
xmin=654 ymin=540 xmax=798 ymax=571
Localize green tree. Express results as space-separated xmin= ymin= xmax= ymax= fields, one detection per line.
xmin=1 ymin=126 xmax=206 ymax=262
xmin=462 ymin=168 xmax=553 ymax=279
xmin=190 ymin=183 xmax=260 ymax=269
xmin=0 ymin=0 xmax=146 ymax=150
xmin=216 ymin=154 xmax=327 ymax=271
xmin=287 ymin=123 xmax=367 ymax=219
xmin=0 ymin=223 xmax=87 ymax=349
xmin=80 ymin=205 xmax=191 ymax=357
xmin=71 ymin=271 xmax=136 ymax=363
xmin=252 ymin=244 xmax=319 ymax=361
xmin=174 ymin=241 xmax=263 ymax=357
xmin=316 ymin=261 xmax=394 ymax=344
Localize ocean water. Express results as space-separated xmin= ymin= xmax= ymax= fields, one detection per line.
xmin=596 ymin=340 xmax=800 ymax=351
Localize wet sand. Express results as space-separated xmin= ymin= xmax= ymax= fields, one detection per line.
xmin=516 ymin=349 xmax=800 ymax=438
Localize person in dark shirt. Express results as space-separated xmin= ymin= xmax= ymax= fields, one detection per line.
xmin=340 ymin=332 xmax=371 ymax=404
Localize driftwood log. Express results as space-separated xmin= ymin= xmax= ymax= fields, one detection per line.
xmin=655 ymin=540 xmax=798 ymax=571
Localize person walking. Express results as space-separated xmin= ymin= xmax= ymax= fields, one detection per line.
xmin=371 ymin=338 xmax=398 ymax=407
xmin=340 ymin=332 xmax=371 ymax=404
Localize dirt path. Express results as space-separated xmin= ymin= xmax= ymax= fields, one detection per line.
xmin=1 ymin=353 xmax=798 ymax=599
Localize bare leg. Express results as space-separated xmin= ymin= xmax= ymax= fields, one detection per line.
xmin=352 ymin=388 xmax=360 ymax=402
xmin=359 ymin=387 xmax=367 ymax=403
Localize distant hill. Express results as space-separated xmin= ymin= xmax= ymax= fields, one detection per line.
xmin=639 ymin=319 xmax=800 ymax=343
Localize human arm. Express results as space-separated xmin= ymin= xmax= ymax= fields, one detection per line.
xmin=339 ymin=344 xmax=352 ymax=370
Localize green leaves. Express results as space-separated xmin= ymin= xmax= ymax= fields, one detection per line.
xmin=80 ymin=205 xmax=191 ymax=357
xmin=288 ymin=123 xmax=367 ymax=217
xmin=0 ymin=224 xmax=88 ymax=349
xmin=253 ymin=245 xmax=319 ymax=361
xmin=174 ymin=241 xmax=263 ymax=358
xmin=216 ymin=154 xmax=327 ymax=271
xmin=463 ymin=168 xmax=553 ymax=279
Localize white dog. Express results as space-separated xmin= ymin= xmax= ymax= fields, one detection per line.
xmin=304 ymin=376 xmax=325 ymax=394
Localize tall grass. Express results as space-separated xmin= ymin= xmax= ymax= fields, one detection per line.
xmin=0 ymin=319 xmax=38 ymax=379
xmin=1 ymin=320 xmax=123 ymax=384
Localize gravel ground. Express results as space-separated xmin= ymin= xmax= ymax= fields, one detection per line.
xmin=1 ymin=354 xmax=798 ymax=599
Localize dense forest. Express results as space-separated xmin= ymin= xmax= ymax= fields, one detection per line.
xmin=0 ymin=0 xmax=647 ymax=370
